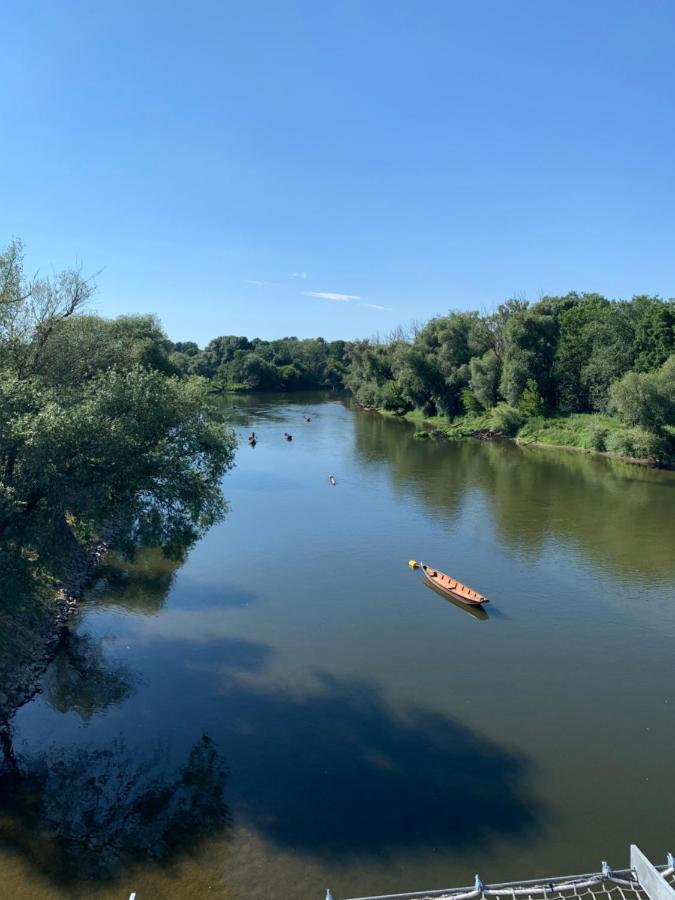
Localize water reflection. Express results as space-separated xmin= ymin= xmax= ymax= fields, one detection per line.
xmin=0 ymin=731 xmax=230 ymax=886
xmin=352 ymin=411 xmax=675 ymax=582
xmin=87 ymin=548 xmax=182 ymax=615
xmin=42 ymin=629 xmax=137 ymax=719
xmin=423 ymin=580 xmax=490 ymax=620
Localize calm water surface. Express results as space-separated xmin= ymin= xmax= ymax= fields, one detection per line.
xmin=2 ymin=395 xmax=675 ymax=899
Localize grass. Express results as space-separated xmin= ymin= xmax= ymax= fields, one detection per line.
xmin=516 ymin=413 xmax=623 ymax=450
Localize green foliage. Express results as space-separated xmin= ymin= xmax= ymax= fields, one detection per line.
xmin=608 ymin=355 xmax=675 ymax=433
xmin=586 ymin=425 xmax=609 ymax=452
xmin=461 ymin=387 xmax=482 ymax=415
xmin=187 ymin=333 xmax=349 ymax=391
xmin=0 ymin=240 xmax=237 ymax=611
xmin=516 ymin=413 xmax=621 ymax=450
xmin=469 ymin=349 xmax=499 ymax=409
xmin=605 ymin=427 xmax=667 ymax=460
xmin=342 ymin=291 xmax=674 ymax=461
xmin=519 ymin=378 xmax=545 ymax=418
xmin=500 ymin=307 xmax=558 ymax=407
xmin=489 ymin=403 xmax=525 ymax=436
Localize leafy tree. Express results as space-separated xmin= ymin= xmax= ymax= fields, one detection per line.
xmin=608 ymin=355 xmax=675 ymax=433
xmin=500 ymin=307 xmax=557 ymax=407
xmin=469 ymin=349 xmax=500 ymax=409
xmin=519 ymin=378 xmax=545 ymax=418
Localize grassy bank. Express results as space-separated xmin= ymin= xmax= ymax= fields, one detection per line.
xmin=376 ymin=407 xmax=674 ymax=467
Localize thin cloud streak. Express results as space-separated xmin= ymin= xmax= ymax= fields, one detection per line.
xmin=290 ymin=272 xmax=308 ymax=279
xmin=244 ymin=279 xmax=279 ymax=286
xmin=366 ymin=303 xmax=390 ymax=311
xmin=304 ymin=291 xmax=361 ymax=302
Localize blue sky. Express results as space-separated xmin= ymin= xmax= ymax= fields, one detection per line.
xmin=1 ymin=1 xmax=674 ymax=345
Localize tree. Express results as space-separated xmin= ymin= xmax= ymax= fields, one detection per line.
xmin=608 ymin=355 xmax=675 ymax=433
xmin=469 ymin=349 xmax=500 ymax=409
xmin=499 ymin=308 xmax=557 ymax=407
xmin=519 ymin=378 xmax=545 ymax=418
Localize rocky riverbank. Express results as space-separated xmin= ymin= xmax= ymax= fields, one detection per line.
xmin=0 ymin=537 xmax=112 ymax=725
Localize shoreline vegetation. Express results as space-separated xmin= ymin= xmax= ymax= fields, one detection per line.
xmin=368 ymin=405 xmax=674 ymax=469
xmin=2 ymin=236 xmax=675 ymax=722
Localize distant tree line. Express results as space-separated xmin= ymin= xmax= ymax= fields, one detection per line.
xmin=168 ymin=335 xmax=350 ymax=391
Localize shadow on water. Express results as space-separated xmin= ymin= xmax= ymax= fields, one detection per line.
xmin=144 ymin=634 xmax=548 ymax=860
xmin=214 ymin=669 xmax=546 ymax=858
xmin=0 ymin=622 xmax=547 ymax=885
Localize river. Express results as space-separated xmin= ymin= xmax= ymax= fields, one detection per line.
xmin=2 ymin=395 xmax=674 ymax=899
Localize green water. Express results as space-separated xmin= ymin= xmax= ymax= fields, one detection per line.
xmin=2 ymin=395 xmax=674 ymax=899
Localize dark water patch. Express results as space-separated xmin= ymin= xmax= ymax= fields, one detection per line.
xmin=213 ymin=671 xmax=547 ymax=858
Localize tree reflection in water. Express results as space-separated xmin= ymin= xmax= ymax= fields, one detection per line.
xmin=0 ymin=558 xmax=231 ymax=888
xmin=0 ymin=729 xmax=230 ymax=885
xmin=42 ymin=628 xmax=137 ymax=719
xmin=352 ymin=410 xmax=675 ymax=581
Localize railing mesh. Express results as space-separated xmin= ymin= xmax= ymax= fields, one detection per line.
xmin=337 ymin=859 xmax=675 ymax=900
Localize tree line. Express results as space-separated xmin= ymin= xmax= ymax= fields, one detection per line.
xmin=175 ymin=291 xmax=674 ymax=460
xmin=169 ymin=334 xmax=350 ymax=391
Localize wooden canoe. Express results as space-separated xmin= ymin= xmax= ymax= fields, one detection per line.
xmin=419 ymin=564 xmax=488 ymax=606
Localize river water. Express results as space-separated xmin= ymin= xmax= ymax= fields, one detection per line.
xmin=2 ymin=395 xmax=674 ymax=899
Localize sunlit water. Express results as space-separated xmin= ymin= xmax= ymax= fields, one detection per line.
xmin=2 ymin=395 xmax=674 ymax=899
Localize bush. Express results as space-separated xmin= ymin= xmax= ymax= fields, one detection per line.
xmin=489 ymin=403 xmax=525 ymax=436
xmin=380 ymin=380 xmax=410 ymax=413
xmin=586 ymin=425 xmax=609 ymax=451
xmin=355 ymin=383 xmax=380 ymax=407
xmin=605 ymin=427 xmax=666 ymax=459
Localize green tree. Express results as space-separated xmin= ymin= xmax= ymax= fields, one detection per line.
xmin=519 ymin=378 xmax=545 ymax=418
xmin=469 ymin=349 xmax=500 ymax=409
xmin=608 ymin=355 xmax=675 ymax=433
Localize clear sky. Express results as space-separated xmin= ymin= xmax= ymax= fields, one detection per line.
xmin=2 ymin=1 xmax=674 ymax=345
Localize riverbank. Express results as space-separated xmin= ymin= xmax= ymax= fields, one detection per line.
xmin=0 ymin=536 xmax=111 ymax=723
xmin=371 ymin=407 xmax=675 ymax=469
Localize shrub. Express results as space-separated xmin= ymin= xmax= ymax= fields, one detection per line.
xmin=605 ymin=427 xmax=666 ymax=459
xmin=489 ymin=403 xmax=525 ymax=436
xmin=586 ymin=425 xmax=609 ymax=452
